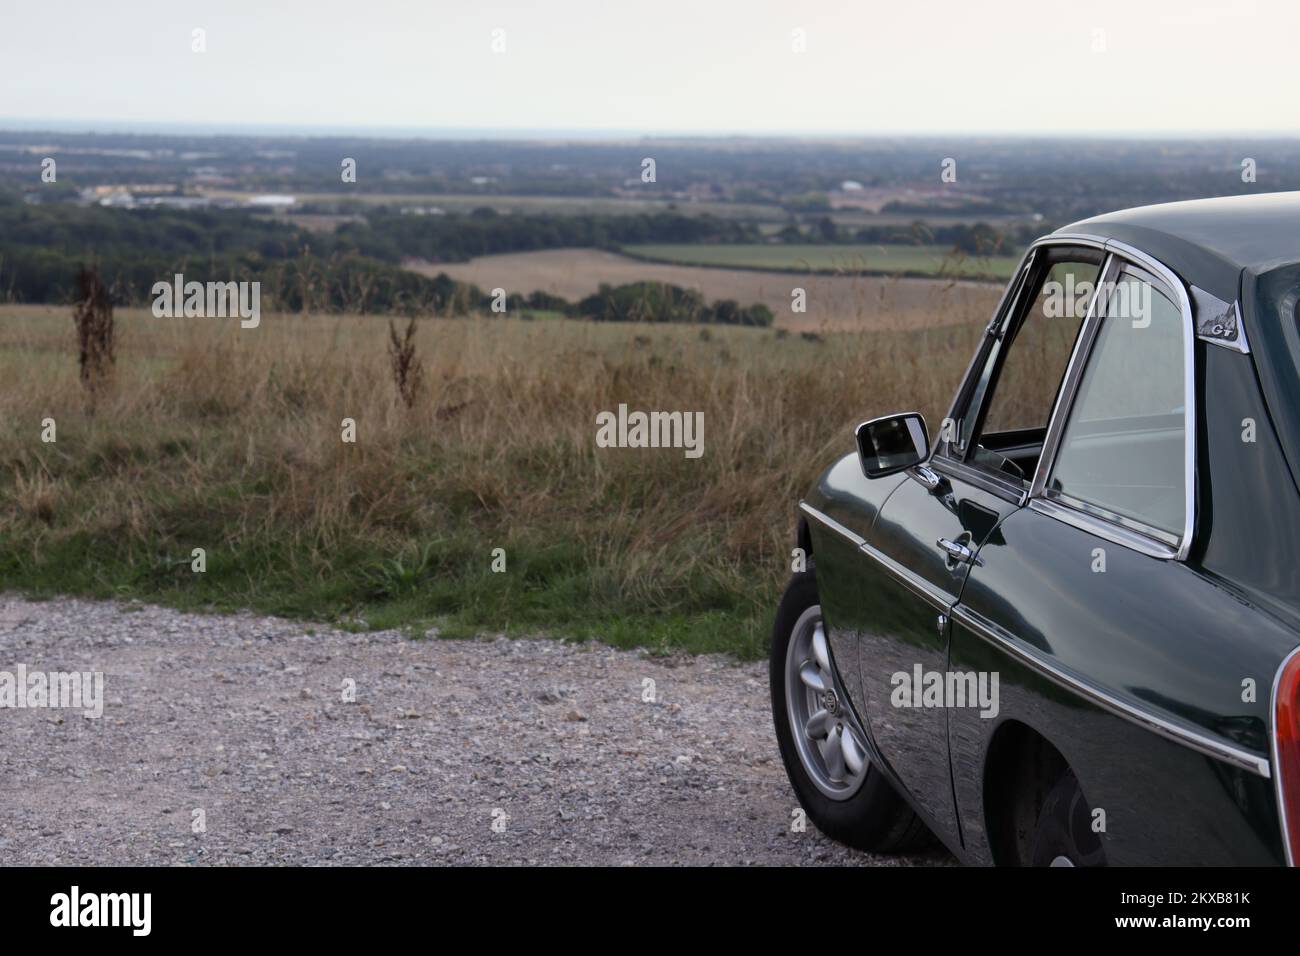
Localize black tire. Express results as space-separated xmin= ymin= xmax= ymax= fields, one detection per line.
xmin=1028 ymin=768 xmax=1106 ymax=866
xmin=770 ymin=567 xmax=932 ymax=853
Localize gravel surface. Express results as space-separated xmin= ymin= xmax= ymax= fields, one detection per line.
xmin=0 ymin=595 xmax=951 ymax=866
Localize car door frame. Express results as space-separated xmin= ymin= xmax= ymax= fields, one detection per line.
xmin=934 ymin=231 xmax=1197 ymax=558
xmin=933 ymin=235 xmax=1110 ymax=503
xmin=842 ymin=237 xmax=1112 ymax=849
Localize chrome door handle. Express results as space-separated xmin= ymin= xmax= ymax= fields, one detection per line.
xmin=937 ymin=537 xmax=981 ymax=566
xmin=911 ymin=465 xmax=944 ymax=492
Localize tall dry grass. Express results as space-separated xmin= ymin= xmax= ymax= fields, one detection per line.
xmin=0 ymin=293 xmax=989 ymax=655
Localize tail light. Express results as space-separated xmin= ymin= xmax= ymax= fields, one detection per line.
xmin=1274 ymin=647 xmax=1300 ymax=865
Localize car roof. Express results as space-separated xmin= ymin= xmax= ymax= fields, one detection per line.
xmin=1058 ymin=191 xmax=1300 ymax=300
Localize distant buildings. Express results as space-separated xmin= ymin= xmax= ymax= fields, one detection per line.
xmin=245 ymin=194 xmax=296 ymax=208
xmin=71 ymin=185 xmax=289 ymax=211
xmin=76 ymin=185 xmax=204 ymax=209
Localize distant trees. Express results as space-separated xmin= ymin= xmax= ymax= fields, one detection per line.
xmin=0 ymin=198 xmax=767 ymax=306
xmin=0 ymin=195 xmax=776 ymax=323
xmin=815 ymin=216 xmax=840 ymax=242
xmin=344 ymin=210 xmax=760 ymax=262
xmin=0 ymin=192 xmax=1018 ymax=320
xmin=575 ymin=283 xmax=773 ymax=327
xmin=0 ymin=198 xmax=463 ymax=313
xmin=846 ymin=219 xmax=1037 ymax=253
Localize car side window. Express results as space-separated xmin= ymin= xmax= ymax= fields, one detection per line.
xmin=952 ymin=253 xmax=1100 ymax=487
xmin=1046 ymin=267 xmax=1186 ymax=541
xmin=980 ymin=261 xmax=1097 ymax=435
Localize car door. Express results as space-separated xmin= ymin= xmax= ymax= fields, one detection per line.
xmin=852 ymin=241 xmax=1104 ymax=840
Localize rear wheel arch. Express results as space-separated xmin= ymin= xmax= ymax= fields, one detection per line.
xmin=983 ymin=720 xmax=1072 ymax=865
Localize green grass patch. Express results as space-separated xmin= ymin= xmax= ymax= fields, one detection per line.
xmin=0 ymin=524 xmax=775 ymax=659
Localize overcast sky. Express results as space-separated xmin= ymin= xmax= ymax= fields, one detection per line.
xmin=3 ymin=0 xmax=1297 ymax=136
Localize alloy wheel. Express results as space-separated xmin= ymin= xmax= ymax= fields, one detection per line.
xmin=784 ymin=605 xmax=870 ymax=800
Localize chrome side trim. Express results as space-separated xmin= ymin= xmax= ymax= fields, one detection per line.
xmin=798 ymin=502 xmax=951 ymax=611
xmin=858 ymin=539 xmax=952 ymax=612
xmin=1271 ymin=644 xmax=1300 ymax=866
xmin=799 ymin=501 xmax=865 ymax=548
xmin=951 ymin=604 xmax=1272 ymax=779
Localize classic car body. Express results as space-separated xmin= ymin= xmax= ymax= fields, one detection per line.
xmin=772 ymin=192 xmax=1300 ymax=865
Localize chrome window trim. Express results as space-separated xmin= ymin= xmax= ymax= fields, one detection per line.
xmin=1041 ymin=233 xmax=1111 ymax=251
xmin=1098 ymin=239 xmax=1197 ymax=562
xmin=932 ymin=456 xmax=1027 ymax=506
xmin=1233 ymin=301 xmax=1251 ymax=353
xmin=982 ymin=246 xmax=1039 ymax=338
xmin=1027 ymin=252 xmax=1118 ymax=501
xmin=951 ymin=604 xmax=1272 ymax=779
xmin=1229 ymin=300 xmax=1252 ymax=354
xmin=1027 ymin=498 xmax=1177 ymax=561
xmin=1041 ymin=490 xmax=1180 ymax=549
xmin=1271 ymin=644 xmax=1300 ymax=865
xmin=1026 ymin=235 xmax=1198 ymax=563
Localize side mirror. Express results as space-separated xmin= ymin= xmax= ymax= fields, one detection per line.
xmin=855 ymin=412 xmax=930 ymax=478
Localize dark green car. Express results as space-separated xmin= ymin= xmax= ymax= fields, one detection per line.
xmin=771 ymin=192 xmax=1300 ymax=866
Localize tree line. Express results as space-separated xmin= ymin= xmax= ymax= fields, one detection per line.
xmin=0 ymin=193 xmax=1015 ymax=316
xmin=0 ymin=198 xmax=775 ymax=324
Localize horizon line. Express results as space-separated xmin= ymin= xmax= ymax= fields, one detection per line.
xmin=2 ymin=118 xmax=1300 ymax=142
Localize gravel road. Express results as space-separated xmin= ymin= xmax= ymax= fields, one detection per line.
xmin=0 ymin=595 xmax=951 ymax=866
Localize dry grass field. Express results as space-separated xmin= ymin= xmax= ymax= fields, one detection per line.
xmin=413 ymin=249 xmax=1003 ymax=332
xmin=0 ymin=298 xmax=988 ymax=657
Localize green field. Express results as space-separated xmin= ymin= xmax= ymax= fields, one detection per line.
xmin=620 ymin=243 xmax=1021 ymax=280
xmin=200 ymin=188 xmax=784 ymax=220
